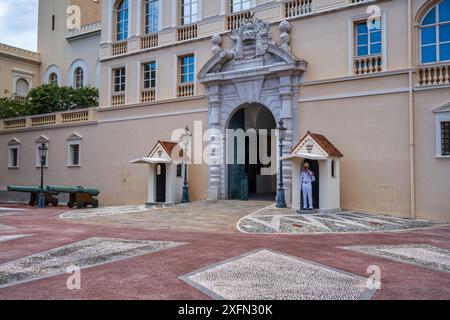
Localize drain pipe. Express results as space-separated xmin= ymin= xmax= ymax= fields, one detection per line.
xmin=408 ymin=0 xmax=416 ymax=219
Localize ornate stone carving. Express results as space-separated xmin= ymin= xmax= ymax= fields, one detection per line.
xmin=211 ymin=34 xmax=223 ymax=55
xmin=279 ymin=20 xmax=291 ymax=52
xmin=230 ymin=18 xmax=274 ymax=60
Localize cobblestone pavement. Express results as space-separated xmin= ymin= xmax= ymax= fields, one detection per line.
xmin=238 ymin=205 xmax=442 ymax=234
xmin=0 ymin=203 xmax=449 ymax=300
xmin=61 ymin=201 xmax=272 ymax=233
xmin=340 ymin=244 xmax=450 ymax=274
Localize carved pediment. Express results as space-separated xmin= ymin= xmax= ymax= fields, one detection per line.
xmin=434 ymin=102 xmax=450 ymax=113
xmin=35 ymin=135 xmax=49 ymax=143
xmin=8 ymin=137 xmax=20 ymax=145
xmin=198 ymin=19 xmax=307 ymax=81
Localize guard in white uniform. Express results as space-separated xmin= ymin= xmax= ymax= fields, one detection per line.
xmin=301 ymin=162 xmax=316 ymax=210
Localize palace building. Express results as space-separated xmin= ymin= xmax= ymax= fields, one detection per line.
xmin=0 ymin=0 xmax=449 ymax=222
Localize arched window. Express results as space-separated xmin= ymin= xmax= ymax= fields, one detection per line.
xmin=144 ymin=0 xmax=159 ymax=34
xmin=49 ymin=72 xmax=58 ymax=85
xmin=16 ymin=79 xmax=29 ymax=97
xmin=74 ymin=67 xmax=84 ymax=88
xmin=420 ymin=0 xmax=450 ymax=64
xmin=115 ymin=0 xmax=129 ymax=41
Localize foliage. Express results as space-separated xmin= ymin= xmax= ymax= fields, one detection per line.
xmin=0 ymin=85 xmax=99 ymax=120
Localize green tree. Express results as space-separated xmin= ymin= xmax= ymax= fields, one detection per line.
xmin=0 ymin=85 xmax=99 ymax=119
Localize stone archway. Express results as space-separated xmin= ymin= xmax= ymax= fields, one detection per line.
xmin=198 ymin=18 xmax=307 ymax=205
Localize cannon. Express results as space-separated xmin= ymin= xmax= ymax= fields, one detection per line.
xmin=7 ymin=185 xmax=59 ymax=207
xmin=46 ymin=186 xmax=100 ymax=209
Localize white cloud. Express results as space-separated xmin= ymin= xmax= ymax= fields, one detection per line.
xmin=0 ymin=0 xmax=38 ymax=51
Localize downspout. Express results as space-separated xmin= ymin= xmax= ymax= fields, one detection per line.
xmin=408 ymin=0 xmax=416 ymax=219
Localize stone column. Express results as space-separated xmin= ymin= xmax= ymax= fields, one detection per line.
xmin=207 ymin=84 xmax=222 ymax=200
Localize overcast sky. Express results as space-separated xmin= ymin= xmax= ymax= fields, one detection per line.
xmin=0 ymin=0 xmax=38 ymax=51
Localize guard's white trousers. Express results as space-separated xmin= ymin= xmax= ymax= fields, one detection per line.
xmin=302 ymin=183 xmax=313 ymax=209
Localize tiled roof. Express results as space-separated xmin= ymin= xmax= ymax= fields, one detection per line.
xmin=148 ymin=141 xmax=184 ymax=159
xmin=293 ymin=132 xmax=343 ymax=158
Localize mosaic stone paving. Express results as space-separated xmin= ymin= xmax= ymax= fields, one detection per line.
xmin=340 ymin=244 xmax=450 ymax=274
xmin=0 ymin=234 xmax=33 ymax=243
xmin=0 ymin=237 xmax=185 ymax=288
xmin=238 ymin=205 xmax=440 ymax=234
xmin=59 ymin=205 xmax=150 ymax=219
xmin=180 ymin=250 xmax=376 ymax=300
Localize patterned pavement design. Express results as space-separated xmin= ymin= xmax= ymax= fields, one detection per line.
xmin=59 ymin=205 xmax=150 ymax=219
xmin=0 ymin=237 xmax=185 ymax=288
xmin=180 ymin=249 xmax=376 ymax=300
xmin=238 ymin=205 xmax=441 ymax=234
xmin=0 ymin=235 xmax=33 ymax=243
xmin=340 ymin=244 xmax=450 ymax=274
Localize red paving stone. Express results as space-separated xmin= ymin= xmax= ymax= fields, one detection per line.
xmin=0 ymin=204 xmax=449 ymax=300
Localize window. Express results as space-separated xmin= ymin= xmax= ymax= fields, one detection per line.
xmin=113 ymin=67 xmax=126 ymax=92
xmin=116 ymin=0 xmax=129 ymax=41
xmin=179 ymin=54 xmax=195 ymax=83
xmin=145 ymin=0 xmax=159 ymax=34
xmin=49 ymin=73 xmax=58 ymax=85
xmin=181 ymin=0 xmax=198 ymax=25
xmin=420 ymin=0 xmax=450 ymax=64
xmin=8 ymin=146 xmax=19 ymax=168
xmin=68 ymin=142 xmax=81 ymax=166
xmin=15 ymin=79 xmax=29 ymax=97
xmin=355 ymin=19 xmax=382 ymax=57
xmin=142 ymin=62 xmax=156 ymax=89
xmin=35 ymin=143 xmax=48 ymax=167
xmin=74 ymin=67 xmax=84 ymax=88
xmin=231 ymin=0 xmax=251 ymax=13
xmin=177 ymin=164 xmax=183 ymax=177
xmin=442 ymin=121 xmax=450 ymax=156
xmin=52 ymin=15 xmax=55 ymax=31
xmin=331 ymin=160 xmax=336 ymax=178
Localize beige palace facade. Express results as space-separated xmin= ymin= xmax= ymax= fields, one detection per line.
xmin=0 ymin=0 xmax=449 ymax=222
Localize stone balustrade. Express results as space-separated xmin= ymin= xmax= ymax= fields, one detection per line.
xmin=227 ymin=11 xmax=252 ymax=30
xmin=177 ymin=83 xmax=195 ymax=98
xmin=112 ymin=41 xmax=128 ymax=56
xmin=416 ymin=63 xmax=450 ymax=87
xmin=354 ymin=55 xmax=383 ymax=75
xmin=285 ymin=0 xmax=313 ymax=18
xmin=141 ymin=88 xmax=156 ymax=103
xmin=141 ymin=33 xmax=159 ymax=50
xmin=177 ymin=24 xmax=198 ymax=42
xmin=0 ymin=109 xmax=96 ymax=131
xmin=111 ymin=92 xmax=126 ymax=107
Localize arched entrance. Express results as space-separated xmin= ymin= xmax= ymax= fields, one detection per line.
xmin=227 ymin=103 xmax=277 ymax=199
xmin=198 ymin=18 xmax=307 ymax=205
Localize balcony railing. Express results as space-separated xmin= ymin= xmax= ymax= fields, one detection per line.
xmin=177 ymin=24 xmax=198 ymax=42
xmin=177 ymin=83 xmax=195 ymax=98
xmin=416 ymin=62 xmax=450 ymax=87
xmin=227 ymin=11 xmax=252 ymax=30
xmin=61 ymin=110 xmax=90 ymax=124
xmin=1 ymin=109 xmax=95 ymax=131
xmin=141 ymin=88 xmax=156 ymax=103
xmin=2 ymin=118 xmax=26 ymax=130
xmin=111 ymin=92 xmax=126 ymax=107
xmin=14 ymin=95 xmax=28 ymax=103
xmin=285 ymin=0 xmax=313 ymax=18
xmin=31 ymin=114 xmax=57 ymax=127
xmin=354 ymin=54 xmax=383 ymax=75
xmin=112 ymin=41 xmax=128 ymax=56
xmin=141 ymin=33 xmax=159 ymax=50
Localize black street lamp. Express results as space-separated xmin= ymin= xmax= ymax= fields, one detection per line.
xmin=276 ymin=120 xmax=287 ymax=208
xmin=181 ymin=126 xmax=192 ymax=204
xmin=38 ymin=142 xmax=48 ymax=208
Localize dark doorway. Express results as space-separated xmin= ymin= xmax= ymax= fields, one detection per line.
xmin=156 ymin=163 xmax=166 ymax=203
xmin=227 ymin=104 xmax=276 ymax=199
xmin=301 ymin=160 xmax=320 ymax=209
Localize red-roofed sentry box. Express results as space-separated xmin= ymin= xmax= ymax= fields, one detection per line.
xmin=283 ymin=132 xmax=343 ymax=212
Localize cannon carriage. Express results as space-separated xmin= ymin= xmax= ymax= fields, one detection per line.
xmin=7 ymin=185 xmax=59 ymax=207
xmin=46 ymin=186 xmax=100 ymax=209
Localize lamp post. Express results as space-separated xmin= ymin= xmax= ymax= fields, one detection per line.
xmin=37 ymin=142 xmax=48 ymax=209
xmin=276 ymin=120 xmax=287 ymax=208
xmin=181 ymin=126 xmax=192 ymax=203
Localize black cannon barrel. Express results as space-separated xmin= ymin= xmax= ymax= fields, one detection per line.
xmin=8 ymin=185 xmax=42 ymax=193
xmin=46 ymin=186 xmax=100 ymax=196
